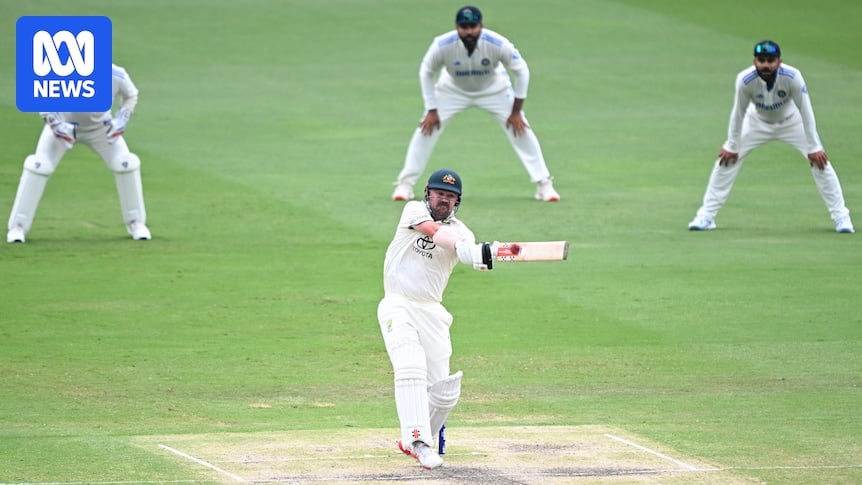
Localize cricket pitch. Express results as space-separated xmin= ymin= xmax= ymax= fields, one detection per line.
xmin=133 ymin=425 xmax=762 ymax=484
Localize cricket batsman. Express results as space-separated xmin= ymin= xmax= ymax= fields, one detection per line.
xmin=378 ymin=169 xmax=500 ymax=469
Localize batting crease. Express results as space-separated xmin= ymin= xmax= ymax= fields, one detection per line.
xmin=158 ymin=444 xmax=246 ymax=482
xmin=604 ymin=433 xmax=700 ymax=471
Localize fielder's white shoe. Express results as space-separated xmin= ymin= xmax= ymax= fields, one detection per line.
xmin=392 ymin=182 xmax=414 ymax=201
xmin=688 ymin=215 xmax=716 ymax=231
xmin=398 ymin=440 xmax=443 ymax=470
xmin=534 ymin=178 xmax=560 ymax=202
xmin=6 ymin=225 xmax=25 ymax=243
xmin=835 ymin=216 xmax=855 ymax=234
xmin=127 ymin=221 xmax=152 ymax=240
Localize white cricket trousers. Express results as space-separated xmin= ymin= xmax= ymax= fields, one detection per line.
xmin=377 ymin=294 xmax=453 ymax=447
xmin=395 ymin=83 xmax=552 ymax=187
xmin=695 ymin=111 xmax=850 ymax=221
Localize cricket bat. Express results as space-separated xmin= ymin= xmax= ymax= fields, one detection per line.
xmin=495 ymin=241 xmax=569 ymax=262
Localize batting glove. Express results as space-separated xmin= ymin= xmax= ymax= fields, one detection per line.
xmin=456 ymin=241 xmax=495 ymax=271
xmin=104 ymin=108 xmax=131 ymax=143
xmin=43 ymin=113 xmax=77 ymax=148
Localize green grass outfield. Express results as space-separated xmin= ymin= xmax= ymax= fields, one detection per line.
xmin=1 ymin=0 xmax=860 ymax=483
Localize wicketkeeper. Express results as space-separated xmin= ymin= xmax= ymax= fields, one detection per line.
xmin=378 ymin=168 xmax=499 ymax=469
xmin=7 ymin=63 xmax=150 ymax=243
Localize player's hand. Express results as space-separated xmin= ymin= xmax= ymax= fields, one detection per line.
xmin=104 ymin=108 xmax=131 ymax=143
xmin=456 ymin=241 xmax=494 ymax=270
xmin=807 ymin=151 xmax=829 ymax=170
xmin=42 ymin=113 xmax=78 ymax=148
xmin=718 ymin=148 xmax=738 ymax=166
xmin=419 ymin=109 xmax=441 ymax=136
xmin=506 ymin=113 xmax=528 ymax=137
xmin=42 ymin=113 xmax=76 ymax=148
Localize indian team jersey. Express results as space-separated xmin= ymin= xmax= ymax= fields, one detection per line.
xmin=382 ymin=201 xmax=475 ymax=303
xmin=419 ymin=28 xmax=529 ymax=109
xmin=726 ymin=63 xmax=823 ymax=153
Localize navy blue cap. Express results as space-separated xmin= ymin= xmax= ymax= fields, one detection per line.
xmin=426 ymin=169 xmax=462 ymax=195
xmin=456 ymin=6 xmax=482 ymax=25
xmin=754 ymin=40 xmax=781 ymax=57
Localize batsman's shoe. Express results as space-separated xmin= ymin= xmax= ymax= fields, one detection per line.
xmin=392 ymin=182 xmax=414 ymax=201
xmin=534 ymin=178 xmax=560 ymax=202
xmin=127 ymin=221 xmax=152 ymax=240
xmin=6 ymin=225 xmax=25 ymax=243
xmin=835 ymin=216 xmax=855 ymax=234
xmin=688 ymin=215 xmax=716 ymax=231
xmin=398 ymin=440 xmax=443 ymax=470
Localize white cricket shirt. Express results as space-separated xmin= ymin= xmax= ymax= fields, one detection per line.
xmin=383 ymin=201 xmax=475 ymax=303
xmin=725 ymin=63 xmax=823 ymax=153
xmin=419 ymin=28 xmax=530 ymax=110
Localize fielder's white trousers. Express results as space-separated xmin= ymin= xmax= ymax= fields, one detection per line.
xmin=395 ymin=83 xmax=552 ymax=187
xmin=695 ymin=111 xmax=850 ymax=221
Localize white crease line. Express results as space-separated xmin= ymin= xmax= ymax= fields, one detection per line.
xmin=604 ymin=434 xmax=699 ymax=471
xmin=159 ymin=444 xmax=247 ymax=482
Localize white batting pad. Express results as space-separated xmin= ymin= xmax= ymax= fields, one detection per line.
xmin=395 ymin=377 xmax=432 ymax=447
xmin=428 ymin=370 xmax=462 ymax=438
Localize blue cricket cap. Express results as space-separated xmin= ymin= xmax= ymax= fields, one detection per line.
xmin=456 ymin=6 xmax=482 ymax=25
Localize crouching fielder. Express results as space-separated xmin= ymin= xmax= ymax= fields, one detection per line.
xmin=378 ymin=169 xmax=498 ymax=470
xmin=7 ymin=63 xmax=150 ymax=243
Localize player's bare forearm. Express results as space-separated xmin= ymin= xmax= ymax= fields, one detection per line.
xmin=507 ymin=98 xmax=528 ymax=136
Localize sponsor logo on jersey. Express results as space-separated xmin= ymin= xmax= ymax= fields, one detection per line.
xmin=414 ymin=236 xmax=435 ymax=259
xmin=16 ymin=16 xmax=112 ymax=112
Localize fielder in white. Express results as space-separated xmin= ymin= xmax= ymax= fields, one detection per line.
xmin=688 ymin=40 xmax=853 ymax=233
xmin=7 ymin=63 xmax=151 ymax=243
xmin=379 ymin=169 xmax=499 ymax=470
xmin=391 ymin=6 xmax=560 ymax=203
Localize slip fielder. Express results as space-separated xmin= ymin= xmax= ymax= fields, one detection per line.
xmin=688 ymin=40 xmax=853 ymax=233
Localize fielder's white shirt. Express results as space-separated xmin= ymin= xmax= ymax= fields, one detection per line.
xmin=419 ymin=28 xmax=530 ymax=110
xmin=725 ymin=63 xmax=823 ymax=153
xmin=383 ymin=201 xmax=475 ymax=303
xmin=43 ymin=64 xmax=139 ymax=131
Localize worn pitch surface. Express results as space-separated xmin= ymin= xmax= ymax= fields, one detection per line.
xmin=135 ymin=425 xmax=763 ymax=484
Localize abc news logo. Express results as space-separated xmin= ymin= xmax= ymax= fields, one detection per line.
xmin=16 ymin=16 xmax=112 ymax=113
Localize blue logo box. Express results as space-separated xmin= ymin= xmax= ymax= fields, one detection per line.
xmin=16 ymin=16 xmax=112 ymax=112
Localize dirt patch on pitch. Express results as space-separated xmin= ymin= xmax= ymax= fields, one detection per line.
xmin=133 ymin=425 xmax=763 ymax=484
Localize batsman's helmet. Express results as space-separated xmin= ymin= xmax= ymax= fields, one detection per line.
xmin=425 ymin=169 xmax=462 ymax=221
xmin=425 ymin=169 xmax=462 ymax=196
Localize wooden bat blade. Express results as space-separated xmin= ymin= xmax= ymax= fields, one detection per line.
xmin=496 ymin=241 xmax=569 ymax=262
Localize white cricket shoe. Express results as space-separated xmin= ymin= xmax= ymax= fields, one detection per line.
xmin=6 ymin=225 xmax=25 ymax=243
xmin=534 ymin=178 xmax=560 ymax=202
xmin=835 ymin=216 xmax=855 ymax=234
xmin=127 ymin=221 xmax=152 ymax=240
xmin=392 ymin=182 xmax=414 ymax=201
xmin=688 ymin=215 xmax=716 ymax=231
xmin=398 ymin=440 xmax=443 ymax=470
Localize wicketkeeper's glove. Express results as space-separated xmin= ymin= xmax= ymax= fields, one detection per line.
xmin=104 ymin=108 xmax=131 ymax=143
xmin=43 ymin=112 xmax=77 ymax=148
xmin=456 ymin=241 xmax=498 ymax=271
